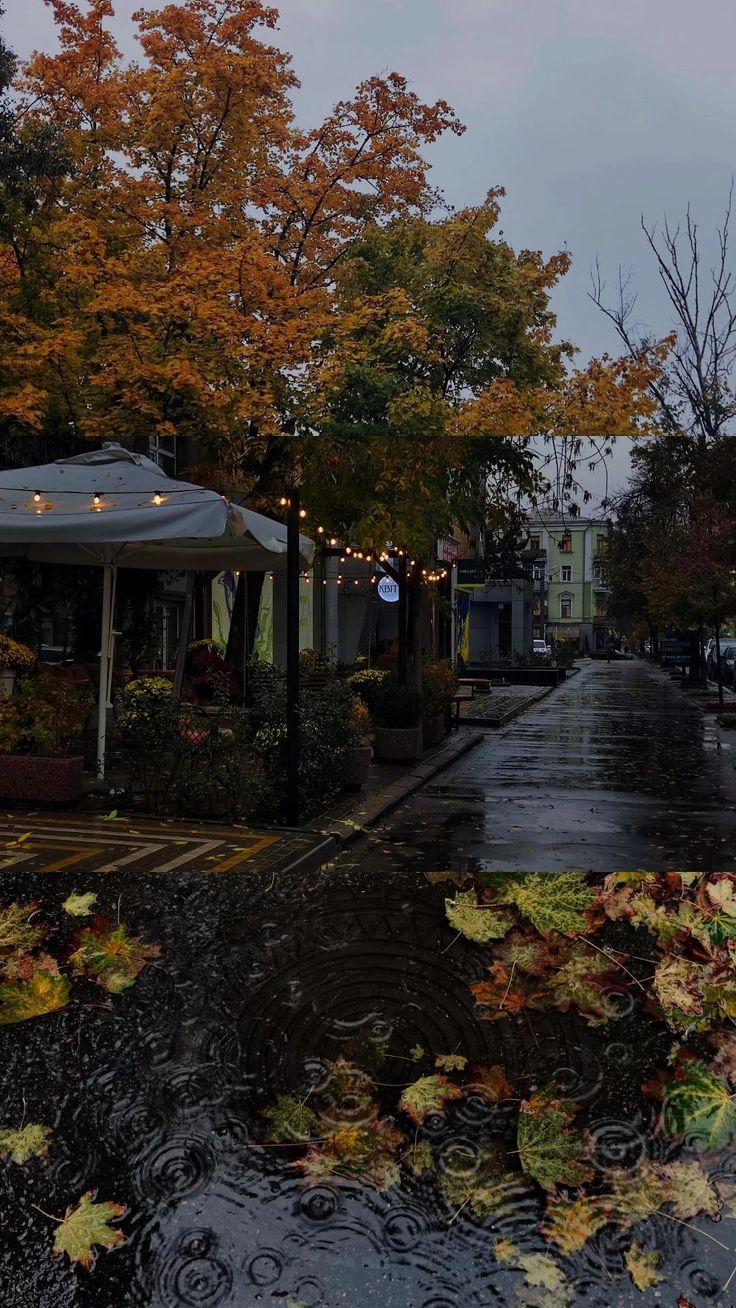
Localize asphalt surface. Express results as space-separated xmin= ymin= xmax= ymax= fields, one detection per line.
xmin=372 ymin=658 xmax=736 ymax=872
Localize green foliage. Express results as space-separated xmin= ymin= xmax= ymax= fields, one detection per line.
xmin=346 ymin=668 xmax=389 ymax=717
xmin=422 ymin=659 xmax=458 ymax=715
xmin=517 ymin=1090 xmax=591 ymax=1190
xmin=371 ymin=678 xmax=423 ymax=728
xmin=0 ymin=673 xmax=92 ymax=756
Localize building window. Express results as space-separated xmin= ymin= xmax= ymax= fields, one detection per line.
xmin=561 ymin=565 xmax=572 ymax=583
xmin=529 ymin=535 xmax=540 ymax=552
xmin=560 ymin=592 xmax=573 ymax=620
xmin=149 ymin=436 xmax=177 ymax=475
xmin=558 ymin=533 xmax=573 ymax=553
xmin=596 ymin=533 xmax=607 ymax=554
xmin=595 ymin=597 xmax=607 ymax=619
xmin=533 ymin=564 xmax=546 ymax=582
xmin=593 ymin=564 xmax=603 ymax=581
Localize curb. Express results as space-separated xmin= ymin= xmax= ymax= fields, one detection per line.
xmin=272 ymin=833 xmax=339 ymax=879
xmin=318 ymin=730 xmax=484 ymax=846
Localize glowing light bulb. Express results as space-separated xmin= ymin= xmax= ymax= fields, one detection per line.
xmin=317 ymin=525 xmax=324 ymax=534
xmin=153 ymin=492 xmax=163 ymax=505
xmin=33 ymin=491 xmax=41 ymax=503
xmin=279 ymin=497 xmax=288 ymax=507
xmin=299 ymin=508 xmax=307 ymax=519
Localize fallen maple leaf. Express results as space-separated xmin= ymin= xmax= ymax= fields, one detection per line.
xmin=0 ymin=965 xmax=70 ymax=1024
xmin=434 ymin=1053 xmax=467 ymax=1072
xmin=62 ymin=893 xmax=98 ymax=918
xmin=492 ymin=872 xmax=597 ymax=938
xmin=517 ymin=1089 xmax=592 ymax=1190
xmin=51 ymin=1190 xmax=126 ymax=1270
xmin=68 ymin=917 xmax=160 ymax=993
xmin=543 ymin=1193 xmax=608 ymax=1255
xmin=625 ymin=1244 xmax=663 ymax=1291
xmin=398 ymin=1075 xmax=463 ymax=1125
xmin=466 ymin=1063 xmax=514 ymax=1103
xmin=0 ymin=901 xmax=44 ymax=959
xmin=445 ymin=891 xmax=513 ymax=943
xmin=0 ymin=1123 xmax=51 ymax=1164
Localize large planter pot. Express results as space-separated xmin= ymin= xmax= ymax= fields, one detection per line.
xmin=343 ymin=744 xmax=373 ymax=790
xmin=373 ymin=723 xmax=423 ymax=762
xmin=422 ymin=713 xmax=446 ymax=747
xmin=0 ymin=669 xmax=16 ymax=700
xmin=0 ymin=754 xmax=85 ymax=804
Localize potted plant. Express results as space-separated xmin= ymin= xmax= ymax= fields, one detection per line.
xmin=0 ymin=672 xmax=93 ymax=802
xmin=372 ymin=680 xmax=424 ymax=761
xmin=185 ymin=640 xmax=237 ymax=704
xmin=343 ymin=696 xmax=373 ymax=790
xmin=0 ymin=634 xmax=35 ymax=700
xmin=422 ymin=659 xmax=458 ymax=745
xmin=346 ymin=667 xmax=389 ymax=717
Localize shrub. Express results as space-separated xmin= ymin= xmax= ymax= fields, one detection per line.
xmin=346 ymin=668 xmax=389 ymax=717
xmin=351 ymin=697 xmax=372 ymax=743
xmin=372 ymin=679 xmax=423 ymax=729
xmin=116 ymin=677 xmax=178 ymax=809
xmin=0 ymin=672 xmax=92 ymax=756
xmin=185 ymin=644 xmax=237 ymax=703
xmin=0 ymin=634 xmax=35 ymax=674
xmin=422 ymin=660 xmax=458 ymax=716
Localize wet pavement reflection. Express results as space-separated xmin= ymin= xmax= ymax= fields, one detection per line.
xmin=403 ymin=659 xmax=736 ymax=871
xmin=1 ymin=659 xmax=735 ymax=1305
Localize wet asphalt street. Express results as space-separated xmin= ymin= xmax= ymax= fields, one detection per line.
xmin=372 ymin=658 xmax=736 ymax=872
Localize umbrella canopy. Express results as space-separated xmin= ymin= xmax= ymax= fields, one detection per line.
xmin=0 ymin=443 xmax=315 ymax=779
xmin=0 ymin=443 xmax=314 ymax=571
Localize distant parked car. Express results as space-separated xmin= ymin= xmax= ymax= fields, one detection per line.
xmin=708 ymin=641 xmax=736 ymax=685
xmin=533 ymin=639 xmax=551 ymax=657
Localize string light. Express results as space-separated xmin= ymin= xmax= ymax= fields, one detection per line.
xmin=317 ymin=525 xmax=324 ymax=535
xmin=33 ymin=491 xmax=41 ymax=503
xmin=152 ymin=492 xmax=163 ymax=506
xmin=279 ymin=497 xmax=288 ymax=507
xmin=330 ymin=538 xmax=337 ymax=546
xmin=345 ymin=546 xmax=352 ymax=555
xmin=299 ymin=508 xmax=307 ymax=519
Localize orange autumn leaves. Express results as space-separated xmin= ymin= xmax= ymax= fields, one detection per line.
xmin=3 ymin=0 xmax=667 ymax=512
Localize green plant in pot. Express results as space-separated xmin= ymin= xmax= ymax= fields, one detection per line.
xmin=0 ymin=634 xmax=35 ymax=701
xmin=0 ymin=672 xmax=93 ymax=803
xmin=422 ymin=659 xmax=457 ymax=744
xmin=346 ymin=668 xmax=389 ymax=717
xmin=344 ymin=694 xmax=374 ymax=790
xmin=372 ymin=679 xmax=424 ymax=762
xmin=116 ymin=676 xmax=178 ymax=810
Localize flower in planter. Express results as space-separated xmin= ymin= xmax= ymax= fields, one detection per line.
xmin=0 ymin=635 xmax=35 ymax=674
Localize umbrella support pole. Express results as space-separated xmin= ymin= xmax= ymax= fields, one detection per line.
xmin=286 ymin=489 xmax=300 ymax=826
xmin=96 ymin=563 xmax=117 ymax=779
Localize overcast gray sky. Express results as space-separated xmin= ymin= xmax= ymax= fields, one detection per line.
xmin=6 ymin=0 xmax=736 ymax=504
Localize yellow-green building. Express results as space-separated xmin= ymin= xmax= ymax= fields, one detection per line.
xmin=527 ymin=515 xmax=610 ymax=654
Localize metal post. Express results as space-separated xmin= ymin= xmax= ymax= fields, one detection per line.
xmin=96 ymin=563 xmax=115 ymax=779
xmin=286 ymin=489 xmax=300 ymax=824
xmin=172 ymin=572 xmax=195 ymax=703
xmin=398 ymin=553 xmax=408 ymax=686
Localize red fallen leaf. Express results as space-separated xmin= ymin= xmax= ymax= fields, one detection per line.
xmin=678 ymin=1298 xmax=697 ymax=1308
xmin=466 ymin=1064 xmax=514 ymax=1102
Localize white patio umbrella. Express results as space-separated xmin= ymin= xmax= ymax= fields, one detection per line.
xmin=0 ymin=443 xmax=314 ymax=776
